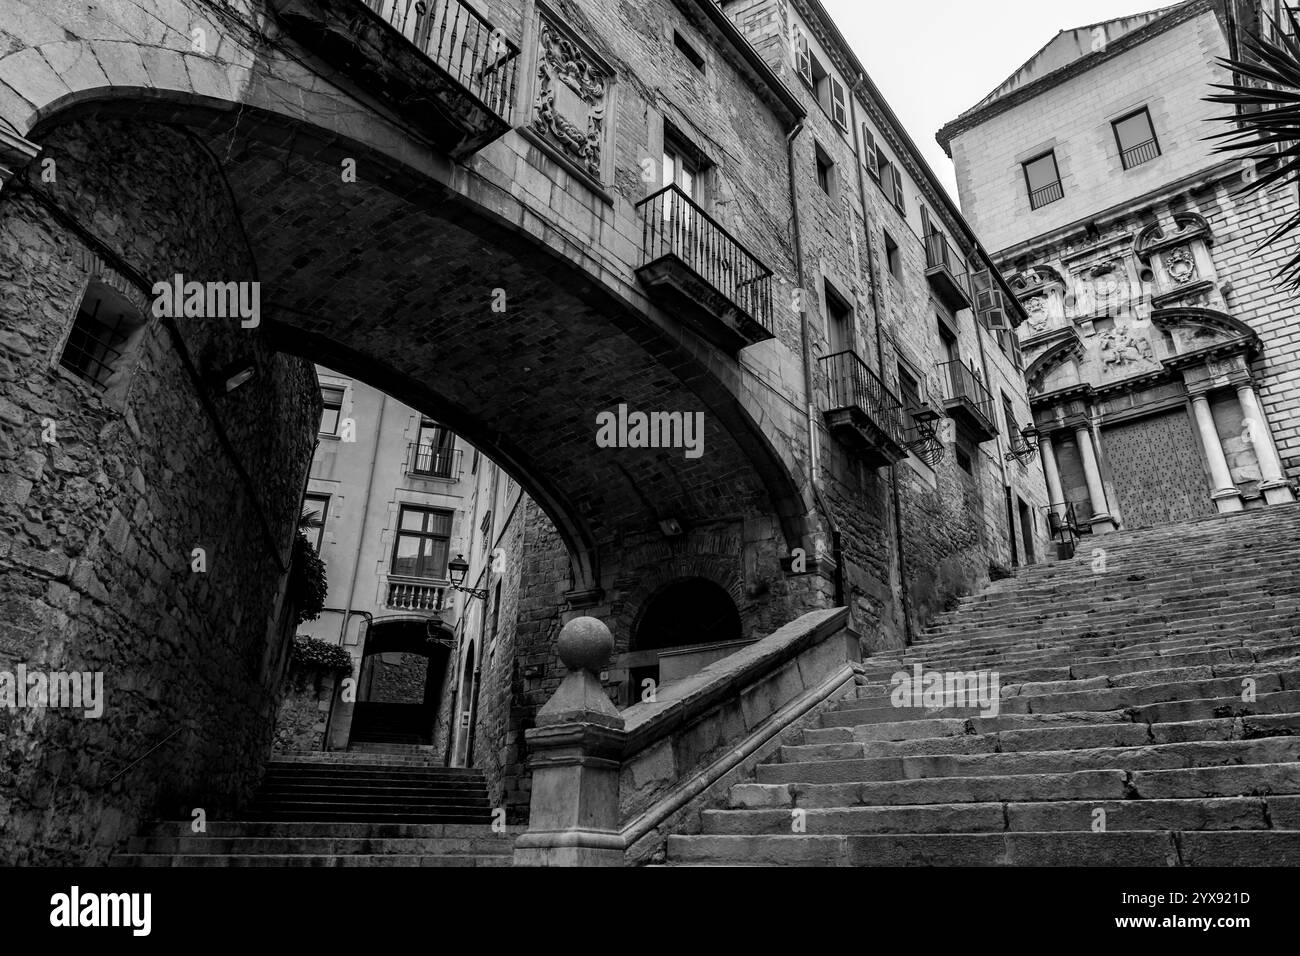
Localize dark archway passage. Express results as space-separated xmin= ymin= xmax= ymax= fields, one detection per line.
xmin=352 ymin=620 xmax=452 ymax=746
xmin=622 ymin=578 xmax=745 ymax=701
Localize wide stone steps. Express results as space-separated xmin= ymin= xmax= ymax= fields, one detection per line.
xmin=664 ymin=507 xmax=1300 ymax=866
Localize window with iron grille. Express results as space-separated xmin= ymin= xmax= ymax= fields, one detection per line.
xmin=1113 ymin=107 xmax=1160 ymax=170
xmin=1023 ymin=151 xmax=1063 ymax=210
xmin=391 ymin=506 xmax=452 ymax=579
xmin=59 ymin=280 xmax=147 ymax=395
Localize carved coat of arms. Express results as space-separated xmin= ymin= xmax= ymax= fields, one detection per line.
xmin=533 ymin=20 xmax=608 ymax=179
xmin=1099 ymin=325 xmax=1155 ymax=370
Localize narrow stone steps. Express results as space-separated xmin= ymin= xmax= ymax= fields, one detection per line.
xmin=112 ymin=853 xmax=512 ymax=867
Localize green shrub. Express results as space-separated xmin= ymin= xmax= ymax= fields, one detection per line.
xmin=290 ymin=635 xmax=353 ymax=673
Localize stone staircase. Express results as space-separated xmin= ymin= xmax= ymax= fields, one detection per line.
xmin=113 ymin=745 xmax=512 ymax=866
xmin=664 ymin=505 xmax=1300 ymax=866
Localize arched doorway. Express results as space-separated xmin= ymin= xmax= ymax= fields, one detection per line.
xmin=622 ymin=578 xmax=745 ymax=704
xmin=350 ymin=620 xmax=452 ymax=747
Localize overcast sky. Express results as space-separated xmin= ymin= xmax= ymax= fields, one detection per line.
xmin=821 ymin=0 xmax=1167 ymax=202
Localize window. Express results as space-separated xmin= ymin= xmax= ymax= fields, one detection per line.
xmin=938 ymin=320 xmax=959 ymax=365
xmin=897 ymin=365 xmax=922 ymax=429
xmin=302 ymin=494 xmax=329 ymax=552
xmin=490 ymin=581 xmax=503 ymax=642
xmin=1113 ymin=107 xmax=1160 ymax=170
xmin=673 ymin=30 xmax=704 ymax=72
xmin=955 ymin=441 xmax=973 ymax=474
xmin=59 ymin=280 xmax=147 ymax=395
xmin=479 ymin=508 xmax=493 ymax=552
xmin=471 ymin=448 xmax=480 ymax=474
xmin=862 ymin=124 xmax=879 ymax=179
xmin=884 ymin=231 xmax=901 ymax=280
xmin=413 ymin=419 xmax=456 ymax=477
xmin=824 ymin=280 xmax=852 ymax=353
xmin=826 ymin=75 xmax=848 ymax=131
xmin=1023 ymin=151 xmax=1063 ymax=210
xmin=319 ymin=386 xmax=344 ymax=435
xmin=392 ymin=506 xmax=452 ymax=579
xmin=874 ymin=152 xmax=905 ymax=213
xmin=815 ymin=142 xmax=833 ymax=195
xmin=1002 ymin=394 xmax=1019 ymax=447
xmin=793 ymin=26 xmax=812 ymax=85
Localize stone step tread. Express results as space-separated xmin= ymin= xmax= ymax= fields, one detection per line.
xmin=700 ymin=795 xmax=1300 ymax=834
xmin=110 ymin=854 xmax=511 ymax=867
xmin=663 ymin=830 xmax=1300 ymax=866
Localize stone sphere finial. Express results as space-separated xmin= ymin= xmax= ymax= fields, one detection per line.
xmin=557 ymin=617 xmax=613 ymax=673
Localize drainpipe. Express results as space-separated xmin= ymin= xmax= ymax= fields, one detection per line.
xmin=339 ymin=394 xmax=388 ymax=646
xmin=787 ymin=120 xmax=845 ymax=608
xmin=970 ymin=263 xmax=1012 ymax=562
xmin=850 ymin=76 xmax=912 ymax=647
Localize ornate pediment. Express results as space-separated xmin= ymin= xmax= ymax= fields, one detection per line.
xmin=1135 ymin=212 xmax=1212 ymax=259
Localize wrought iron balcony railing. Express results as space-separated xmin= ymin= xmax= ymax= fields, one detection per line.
xmin=1120 ymin=138 xmax=1160 ymax=170
xmin=923 ymin=231 xmax=973 ymax=311
xmin=360 ymin=0 xmax=518 ymax=116
xmin=1028 ymin=180 xmax=1064 ymax=210
xmin=820 ymin=350 xmax=908 ymax=467
xmin=406 ymin=442 xmax=462 ymax=480
xmin=635 ymin=184 xmax=775 ymax=353
xmin=936 ymin=359 xmax=998 ymax=442
xmin=386 ymin=575 xmax=449 ymax=611
xmin=269 ymin=0 xmax=519 ymax=157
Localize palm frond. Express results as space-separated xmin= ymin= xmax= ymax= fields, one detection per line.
xmin=1204 ymin=13 xmax=1300 ymax=292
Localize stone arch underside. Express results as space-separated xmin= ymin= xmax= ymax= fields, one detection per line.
xmin=22 ymin=82 xmax=812 ymax=594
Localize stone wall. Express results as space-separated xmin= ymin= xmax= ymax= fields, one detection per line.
xmin=273 ymin=668 xmax=337 ymax=753
xmin=366 ymin=653 xmax=428 ymax=704
xmin=0 ymin=115 xmax=319 ymax=864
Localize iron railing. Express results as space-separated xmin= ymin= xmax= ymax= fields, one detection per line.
xmin=360 ymin=0 xmax=520 ymax=119
xmin=820 ymin=350 xmax=906 ymax=448
xmin=637 ymin=184 xmax=773 ymax=335
xmin=386 ymin=576 xmax=448 ymax=611
xmin=407 ymin=442 xmax=461 ymax=479
xmin=1120 ymin=138 xmax=1160 ymax=170
xmin=937 ymin=359 xmax=996 ymax=430
xmin=1028 ymin=179 xmax=1064 ymax=210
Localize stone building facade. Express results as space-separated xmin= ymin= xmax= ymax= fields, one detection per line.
xmin=1 ymin=0 xmax=1046 ymax=860
xmin=939 ymin=0 xmax=1299 ymax=535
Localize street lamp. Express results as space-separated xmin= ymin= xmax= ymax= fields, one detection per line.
xmin=1004 ymin=424 xmax=1041 ymax=464
xmin=447 ymin=553 xmax=490 ymax=600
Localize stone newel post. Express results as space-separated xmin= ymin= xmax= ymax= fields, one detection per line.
xmin=513 ymin=617 xmax=628 ymax=867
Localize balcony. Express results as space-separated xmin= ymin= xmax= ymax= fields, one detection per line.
xmin=268 ymin=0 xmax=520 ymax=159
xmin=635 ymin=185 xmax=775 ymax=353
xmin=1029 ymin=180 xmax=1064 ymax=210
xmin=406 ymin=442 xmax=462 ymax=480
xmin=924 ymin=232 xmax=972 ymax=312
xmin=386 ymin=576 xmax=449 ymax=611
xmin=1120 ymin=139 xmax=1160 ymax=170
xmin=820 ymin=351 xmax=908 ymax=467
xmin=937 ymin=359 xmax=999 ymax=442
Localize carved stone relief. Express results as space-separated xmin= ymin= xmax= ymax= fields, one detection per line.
xmin=532 ymin=15 xmax=611 ymax=180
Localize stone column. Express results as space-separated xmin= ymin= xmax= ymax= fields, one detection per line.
xmin=1074 ymin=423 xmax=1116 ymax=534
xmin=1237 ymin=382 xmax=1296 ymax=505
xmin=514 ymin=617 xmax=627 ymax=867
xmin=1041 ymin=433 xmax=1068 ymax=520
xmin=1190 ymin=392 xmax=1243 ymax=513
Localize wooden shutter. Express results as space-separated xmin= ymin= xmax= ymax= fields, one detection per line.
xmin=863 ymin=125 xmax=879 ymax=178
xmin=830 ymin=76 xmax=848 ymax=130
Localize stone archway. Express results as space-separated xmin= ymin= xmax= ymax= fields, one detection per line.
xmin=350 ymin=618 xmax=452 ymax=746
